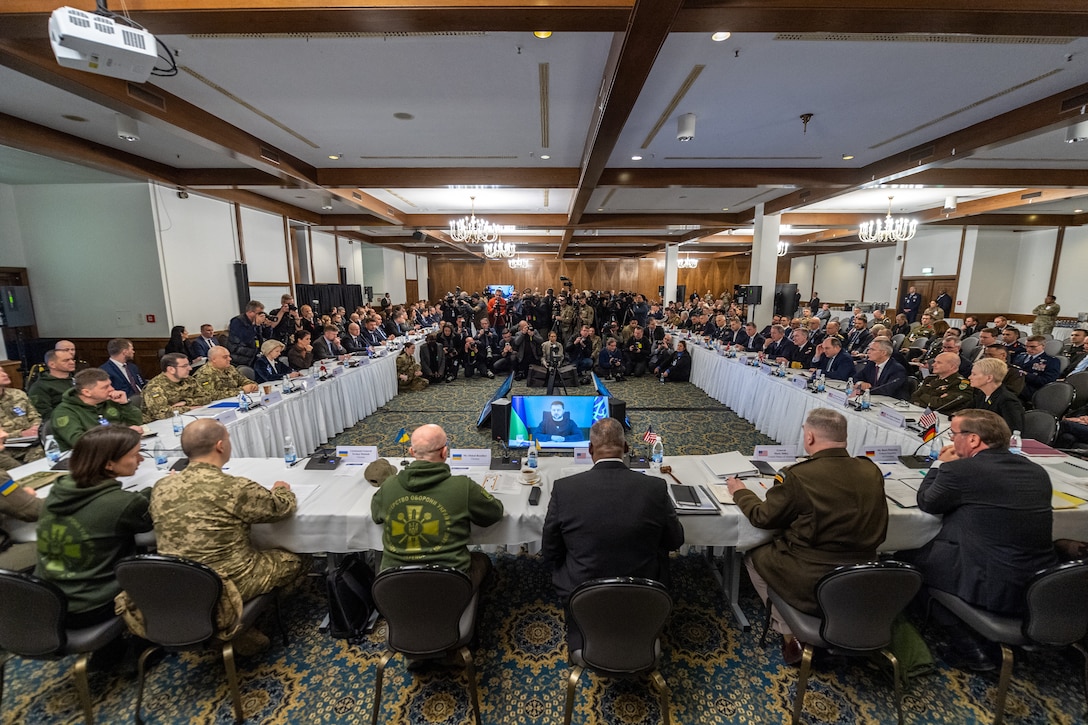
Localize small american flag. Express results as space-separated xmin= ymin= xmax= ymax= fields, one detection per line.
xmin=643 ymin=425 xmax=660 ymax=444
xmin=918 ymin=407 xmax=937 ymax=430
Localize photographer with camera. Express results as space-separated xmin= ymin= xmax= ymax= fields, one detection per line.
xmin=437 ymin=322 xmax=463 ymax=382
xmin=595 ymin=337 xmax=626 ymax=381
xmin=462 ymin=325 xmax=495 ymax=379
xmin=542 ymin=330 xmax=566 ymax=369
xmin=625 ymin=326 xmax=651 ymax=377
xmin=512 ymin=320 xmax=544 ymax=380
xmin=269 ymin=294 xmax=301 ymax=343
xmin=491 ymin=329 xmax=517 ymax=376
xmin=566 ymin=324 xmax=599 ymax=375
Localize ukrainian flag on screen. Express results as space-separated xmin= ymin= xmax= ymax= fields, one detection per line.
xmin=509 ymin=397 xmax=531 ymax=444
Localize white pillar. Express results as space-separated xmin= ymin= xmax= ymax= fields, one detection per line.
xmin=749 ymin=203 xmax=780 ymax=328
xmin=664 ymin=244 xmax=679 ymax=304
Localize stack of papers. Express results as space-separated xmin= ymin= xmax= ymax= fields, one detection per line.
xmin=700 ymin=451 xmax=760 ymax=480
xmin=884 ymin=477 xmax=924 ymax=508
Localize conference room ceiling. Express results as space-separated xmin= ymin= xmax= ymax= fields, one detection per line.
xmin=2 ymin=2 xmax=1088 ymax=262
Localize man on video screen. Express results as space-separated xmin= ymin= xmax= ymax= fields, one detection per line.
xmin=536 ymin=400 xmax=584 ymax=442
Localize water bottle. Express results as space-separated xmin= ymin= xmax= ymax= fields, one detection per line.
xmin=238 ymin=388 xmax=250 ymax=413
xmin=1009 ymin=429 xmax=1023 ymax=455
xmin=861 ymin=389 xmax=871 ymax=410
xmin=171 ymin=409 xmax=183 ymax=435
xmin=777 ymin=361 xmax=786 ymax=377
xmin=44 ymin=435 xmax=61 ymax=463
xmin=816 ymin=372 xmax=826 ymax=393
xmin=650 ymin=438 xmax=664 ymax=470
xmin=282 ymin=374 xmax=293 ymax=393
xmin=845 ymin=376 xmax=854 ymax=395
xmin=319 ymin=364 xmax=328 ymax=380
xmin=284 ymin=435 xmax=298 ymax=466
xmin=153 ymin=441 xmax=168 ymax=470
xmin=527 ymin=443 xmax=538 ymax=469
xmin=928 ymin=440 xmax=940 ymax=463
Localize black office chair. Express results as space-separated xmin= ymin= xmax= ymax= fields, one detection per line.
xmin=1032 ymin=381 xmax=1076 ymax=418
xmin=564 ymin=577 xmax=673 ymax=725
xmin=114 ymin=554 xmax=285 ymax=725
xmin=760 ymin=561 xmax=923 ymax=725
xmin=0 ymin=569 xmax=127 ymax=725
xmin=1064 ymin=371 xmax=1088 ymax=412
xmin=903 ymin=377 xmax=921 ymax=399
xmin=370 ymin=565 xmax=481 ymax=725
xmin=1022 ymin=410 xmax=1059 ymax=446
xmin=928 ymin=560 xmax=1088 ymax=725
xmin=236 ymin=365 xmax=257 ymax=382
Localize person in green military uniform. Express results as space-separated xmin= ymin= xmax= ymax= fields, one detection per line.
xmin=371 ymin=424 xmax=503 ymax=590
xmin=912 ymin=352 xmax=974 ymax=414
xmin=150 ymin=419 xmax=305 ymax=655
xmin=725 ymin=408 xmax=888 ymax=665
xmin=396 ymin=342 xmax=428 ymax=392
xmin=51 ymin=369 xmax=144 ymax=451
xmin=142 ymin=353 xmax=202 ymax=421
xmin=0 ymin=367 xmax=43 ymax=462
xmin=1031 ymin=294 xmax=1061 ymax=336
xmin=27 ymin=349 xmax=77 ymax=419
xmin=192 ymin=346 xmax=259 ymax=404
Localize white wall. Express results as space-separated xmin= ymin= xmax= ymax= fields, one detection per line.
xmin=13 ymin=183 xmax=168 ymax=337
xmin=339 ymin=237 xmax=363 ymax=285
xmin=863 ymin=245 xmax=896 ymax=305
xmin=0 ymin=184 xmax=27 ymax=268
xmin=789 ymin=255 xmax=815 ymax=300
xmin=383 ymin=248 xmax=407 ymax=303
xmin=1008 ymin=229 xmax=1058 ymax=315
xmin=362 ymin=246 xmax=385 ymax=301
xmin=813 ymin=250 xmax=866 ymax=304
xmin=1053 ymin=225 xmax=1088 ymax=318
xmin=240 ymin=207 xmax=289 ymax=283
xmin=902 ymin=228 xmax=962 ymax=276
xmin=151 ymin=185 xmax=242 ymax=329
xmin=311 ymin=230 xmax=339 ymax=283
xmin=416 ymin=255 xmax=429 ymax=300
xmin=964 ymin=230 xmax=1020 ymax=312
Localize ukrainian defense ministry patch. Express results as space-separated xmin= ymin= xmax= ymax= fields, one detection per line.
xmin=54 ymin=415 xmax=69 ymax=428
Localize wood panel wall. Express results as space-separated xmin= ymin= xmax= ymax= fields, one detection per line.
xmin=427 ymin=257 xmax=760 ymax=301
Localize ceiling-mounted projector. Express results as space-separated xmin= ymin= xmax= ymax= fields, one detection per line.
xmin=49 ymin=6 xmax=157 ymax=83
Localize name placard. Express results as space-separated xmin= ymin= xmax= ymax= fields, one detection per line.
xmin=791 ymin=375 xmax=808 ymax=389
xmin=261 ymin=391 xmax=283 ymax=406
xmin=214 ymin=409 xmax=238 ymax=425
xmin=448 ymin=448 xmax=491 ymax=467
xmin=878 ymin=407 xmax=907 ymax=428
xmin=328 ymin=366 xmax=344 ymax=377
xmin=573 ymin=447 xmax=592 ymax=464
xmin=863 ymin=445 xmax=902 ymax=463
xmin=826 ymin=389 xmax=848 ymax=406
xmin=336 ymin=446 xmax=379 ymax=464
xmin=760 ymin=364 xmax=774 ymax=375
xmin=753 ymin=445 xmax=797 ymax=461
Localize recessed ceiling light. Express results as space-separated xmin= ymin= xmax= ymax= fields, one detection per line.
xmin=841 ymin=153 xmax=855 ymax=160
xmin=597 ymin=208 xmax=604 ymax=212
xmin=393 ymin=112 xmax=414 ymax=120
xmin=711 ymin=31 xmax=731 ymax=42
xmin=540 ymin=154 xmax=550 ymax=160
xmin=328 ymin=153 xmax=342 ymax=160
xmin=1076 ymin=209 xmax=1084 ymax=213
xmin=533 ymin=31 xmax=552 ymax=39
xmin=722 ymin=207 xmax=729 ymax=211
xmin=631 ymin=155 xmax=643 ymax=161
xmin=61 ymin=114 xmax=88 ymax=122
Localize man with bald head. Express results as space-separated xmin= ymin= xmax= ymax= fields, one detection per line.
xmin=912 ymin=352 xmax=974 ymax=414
xmin=371 ymin=424 xmax=503 ymax=589
xmin=193 ymin=346 xmax=259 ymax=403
xmin=542 ymin=418 xmax=684 ymax=604
xmin=150 ymin=419 xmax=305 ymax=652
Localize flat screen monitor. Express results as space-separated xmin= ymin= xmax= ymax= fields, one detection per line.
xmin=486 ymin=284 xmax=515 ymax=297
xmin=507 ymin=395 xmax=610 ymax=450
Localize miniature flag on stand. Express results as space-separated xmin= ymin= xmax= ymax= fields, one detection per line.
xmin=393 ymin=427 xmax=410 ymax=444
xmin=918 ymin=408 xmax=938 ymax=443
xmin=643 ymin=425 xmax=660 ymax=444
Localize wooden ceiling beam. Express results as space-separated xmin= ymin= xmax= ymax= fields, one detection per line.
xmin=199 ymin=187 xmax=321 ymax=224
xmin=567 ymin=0 xmax=685 ymax=230
xmin=928 ymin=213 xmax=1078 ymax=226
xmin=0 ymin=39 xmax=319 ymax=187
xmin=419 ymin=228 xmax=486 ymax=261
xmin=317 ymin=167 xmax=581 ymax=189
xmin=596 ymin=167 xmax=854 ymax=188
xmin=408 ymin=213 xmax=568 ymax=228
xmin=327 ymin=188 xmax=406 ymax=225
xmin=174 ymin=168 xmax=285 ymax=187
xmin=906 ymin=168 xmax=1088 ymax=188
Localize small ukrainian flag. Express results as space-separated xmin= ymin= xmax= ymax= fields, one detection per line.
xmin=0 ymin=478 xmax=17 ymax=497
xmin=393 ymin=427 xmax=410 ymax=444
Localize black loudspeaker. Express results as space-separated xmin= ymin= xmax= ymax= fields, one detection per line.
xmin=490 ymin=398 xmax=512 ymax=441
xmin=608 ymin=398 xmax=630 ymax=430
xmin=232 ymin=262 xmax=250 ymax=313
xmin=338 ymin=266 xmax=347 ymax=285
xmin=526 ymin=365 xmax=549 ymax=388
xmin=558 ymin=364 xmax=578 ymax=388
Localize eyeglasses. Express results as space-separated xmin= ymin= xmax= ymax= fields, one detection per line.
xmin=948 ymin=429 xmax=975 ymax=439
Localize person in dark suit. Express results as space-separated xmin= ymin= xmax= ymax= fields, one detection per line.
xmin=339 ymin=322 xmax=367 ymax=354
xmin=741 ymin=322 xmax=765 ymax=352
xmin=100 ymin=338 xmax=147 ymax=400
xmin=657 ymin=340 xmax=691 ymax=382
xmin=844 ymin=316 xmax=874 ymax=357
xmin=190 ymin=324 xmax=219 ymax=360
xmin=720 ymin=319 xmax=749 ymax=348
xmin=726 ymin=408 xmax=887 ymax=664
xmin=853 ymin=339 xmax=907 ymax=399
xmin=935 ymin=289 xmax=953 ymax=318
xmin=788 ymin=329 xmax=817 ymax=369
xmin=968 ymin=357 xmax=1025 ymax=433
xmin=810 ymin=337 xmax=854 ymax=381
xmin=542 ymin=417 xmax=684 ymax=607
xmin=764 ymin=325 xmax=797 ymax=362
xmin=960 ymin=316 xmax=980 ymax=339
xmin=900 ymin=409 xmax=1056 ymax=671
xmin=1013 ymin=335 xmax=1061 ymax=401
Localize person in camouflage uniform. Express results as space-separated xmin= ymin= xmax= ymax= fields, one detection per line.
xmin=396 ymin=342 xmax=428 ymax=392
xmin=142 ymin=353 xmax=202 ymax=421
xmin=192 ymin=347 xmax=258 ymax=404
xmin=27 ymin=349 xmax=76 ymax=418
xmin=0 ymin=367 xmax=43 ymax=462
xmin=150 ymin=420 xmax=305 ymax=603
xmin=911 ymin=352 xmax=975 ymax=414
xmin=51 ymin=369 xmax=144 ymax=451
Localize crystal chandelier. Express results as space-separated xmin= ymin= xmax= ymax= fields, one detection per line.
xmin=508 ymin=255 xmax=530 ymax=269
xmin=483 ymin=240 xmax=517 ymax=259
xmin=449 ymin=195 xmax=500 ymax=244
xmin=677 ymin=255 xmax=698 ymax=269
xmin=777 ymin=240 xmax=789 ymax=257
xmin=858 ymin=196 xmax=917 ymax=244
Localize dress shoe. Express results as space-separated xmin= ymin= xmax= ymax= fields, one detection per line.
xmin=782 ymin=636 xmax=804 ymax=666
xmin=939 ymin=642 xmax=996 ymax=672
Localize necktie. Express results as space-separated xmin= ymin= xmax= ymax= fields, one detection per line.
xmin=125 ymin=364 xmax=141 ymax=393
xmin=208 ymin=337 xmax=216 ymax=348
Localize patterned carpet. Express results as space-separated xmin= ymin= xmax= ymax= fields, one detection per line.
xmin=4 ymin=377 xmax=1087 ymax=724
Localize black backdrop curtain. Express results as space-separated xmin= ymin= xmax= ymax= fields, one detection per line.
xmin=295 ymin=284 xmax=364 ymax=314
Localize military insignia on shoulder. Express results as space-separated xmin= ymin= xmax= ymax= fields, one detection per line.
xmin=55 ymin=415 xmax=69 ymax=427
xmin=12 ymin=406 xmax=25 ymax=416
xmin=959 ymin=381 xmax=969 ymax=390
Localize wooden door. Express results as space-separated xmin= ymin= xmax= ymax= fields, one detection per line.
xmin=405 ymin=280 xmax=419 ymax=305
xmin=898 ymin=277 xmax=957 ymax=317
